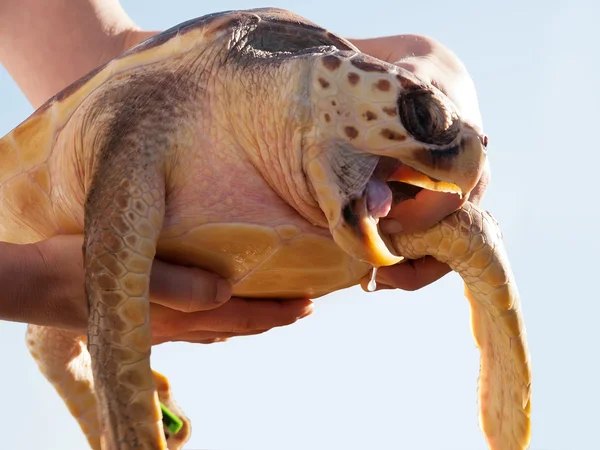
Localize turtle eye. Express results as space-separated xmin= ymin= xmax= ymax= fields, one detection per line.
xmin=397 ymin=88 xmax=460 ymax=147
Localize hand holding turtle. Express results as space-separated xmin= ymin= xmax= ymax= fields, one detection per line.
xmin=0 ymin=235 xmax=313 ymax=344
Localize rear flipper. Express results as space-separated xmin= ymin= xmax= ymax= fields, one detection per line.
xmin=154 ymin=371 xmax=192 ymax=449
xmin=26 ymin=325 xmax=191 ymax=449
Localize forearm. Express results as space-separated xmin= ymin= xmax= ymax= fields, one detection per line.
xmin=0 ymin=0 xmax=139 ymax=109
xmin=0 ymin=242 xmax=85 ymax=331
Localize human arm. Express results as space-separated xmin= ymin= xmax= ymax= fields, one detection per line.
xmin=0 ymin=0 xmax=140 ymax=108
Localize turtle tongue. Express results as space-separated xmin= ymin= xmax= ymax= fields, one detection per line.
xmin=366 ymin=179 xmax=392 ymax=219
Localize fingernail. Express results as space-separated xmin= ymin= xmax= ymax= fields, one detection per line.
xmin=379 ymin=219 xmax=403 ymax=234
xmin=214 ymin=278 xmax=232 ymax=304
xmin=298 ymin=303 xmax=314 ymax=319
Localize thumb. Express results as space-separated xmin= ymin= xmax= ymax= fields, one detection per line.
xmin=149 ymin=259 xmax=232 ymax=312
xmin=380 ymin=190 xmax=466 ymax=235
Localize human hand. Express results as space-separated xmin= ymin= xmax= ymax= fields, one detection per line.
xmin=11 ymin=235 xmax=312 ymax=344
xmin=350 ymin=35 xmax=490 ymax=290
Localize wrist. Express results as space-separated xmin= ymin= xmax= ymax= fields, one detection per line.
xmin=30 ymin=238 xmax=87 ymax=331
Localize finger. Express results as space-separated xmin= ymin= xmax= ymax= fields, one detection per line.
xmin=359 ymin=276 xmax=395 ymax=292
xmin=379 ymin=190 xmax=466 ymax=235
xmin=152 ymin=329 xmax=269 ymax=346
xmin=153 ymin=336 xmax=228 ymax=345
xmin=150 ymin=297 xmax=314 ymax=336
xmin=375 ymin=257 xmax=452 ymax=291
xmin=149 ymin=259 xmax=232 ymax=312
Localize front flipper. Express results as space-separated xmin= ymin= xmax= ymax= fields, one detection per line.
xmin=84 ymin=144 xmax=168 ymax=448
xmin=391 ymin=203 xmax=531 ymax=450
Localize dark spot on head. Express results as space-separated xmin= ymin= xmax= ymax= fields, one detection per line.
xmin=382 ymin=106 xmax=397 ymax=117
xmin=318 ymin=78 xmax=330 ymax=88
xmin=347 ymin=72 xmax=360 ymax=85
xmin=345 ymin=126 xmax=359 ymax=139
xmin=350 ymin=55 xmax=388 ymax=73
xmin=322 ymin=55 xmax=342 ymax=71
xmin=331 ymin=100 xmax=337 ymax=106
xmin=375 ymin=79 xmax=391 ymax=91
xmin=364 ymin=111 xmax=377 ymax=121
xmin=380 ymin=128 xmax=406 ymax=141
xmin=324 ymin=113 xmax=331 ymax=123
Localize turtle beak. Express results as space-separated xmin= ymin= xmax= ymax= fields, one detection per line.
xmin=388 ymin=131 xmax=487 ymax=197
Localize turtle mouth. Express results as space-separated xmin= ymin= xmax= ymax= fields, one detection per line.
xmin=305 ymin=132 xmax=486 ymax=267
xmin=331 ymin=155 xmax=462 ymax=267
xmin=360 ymin=155 xmax=463 ymax=221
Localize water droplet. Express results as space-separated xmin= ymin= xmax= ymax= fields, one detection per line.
xmin=367 ymin=267 xmax=378 ymax=292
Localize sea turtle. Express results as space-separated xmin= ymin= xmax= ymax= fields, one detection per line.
xmin=0 ymin=7 xmax=531 ymax=450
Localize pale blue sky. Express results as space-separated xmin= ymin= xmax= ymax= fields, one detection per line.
xmin=1 ymin=0 xmax=598 ymax=449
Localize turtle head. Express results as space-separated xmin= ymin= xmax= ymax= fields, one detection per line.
xmin=304 ymin=51 xmax=487 ymax=267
